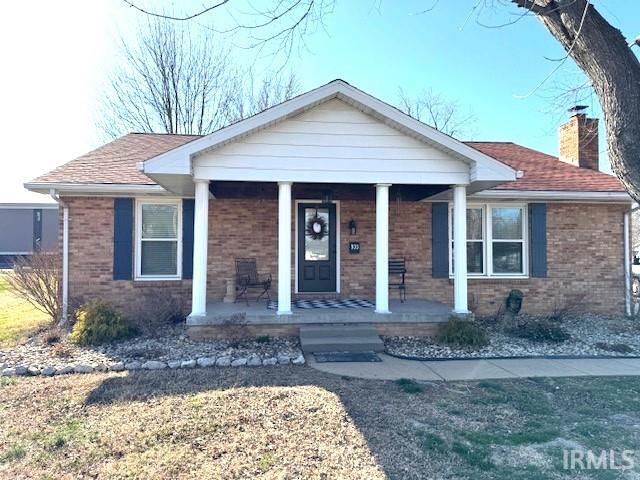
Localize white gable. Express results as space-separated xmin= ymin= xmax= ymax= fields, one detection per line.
xmin=142 ymin=80 xmax=516 ymax=195
xmin=193 ymin=99 xmax=470 ymax=184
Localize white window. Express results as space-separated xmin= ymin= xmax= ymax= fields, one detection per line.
xmin=450 ymin=204 xmax=527 ymax=277
xmin=135 ymin=199 xmax=182 ymax=280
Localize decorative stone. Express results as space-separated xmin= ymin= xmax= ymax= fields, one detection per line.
xmin=14 ymin=366 xmax=28 ymax=376
xmin=231 ymin=357 xmax=247 ymax=367
xmin=110 ymin=362 xmax=125 ymax=372
xmin=94 ymin=363 xmax=108 ymax=372
xmin=216 ymin=356 xmax=231 ymax=367
xmin=42 ymin=366 xmax=56 ymax=376
xmin=27 ymin=366 xmax=41 ymax=376
xmin=125 ymin=361 xmax=142 ymax=370
xmin=292 ymin=354 xmax=306 ymax=365
xmin=2 ymin=368 xmax=16 ymax=376
xmin=142 ymin=360 xmax=166 ymax=370
xmin=277 ymin=354 xmax=290 ymax=365
xmin=167 ymin=360 xmax=182 ymax=369
xmin=247 ymin=354 xmax=262 ymax=366
xmin=181 ymin=359 xmax=196 ymax=369
xmin=74 ymin=364 xmax=94 ymax=374
xmin=57 ymin=366 xmax=74 ymax=375
xmin=262 ymin=357 xmax=278 ymax=366
xmin=197 ymin=357 xmax=216 ymax=368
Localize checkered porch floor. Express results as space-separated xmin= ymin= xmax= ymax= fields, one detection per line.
xmin=267 ymin=298 xmax=375 ymax=310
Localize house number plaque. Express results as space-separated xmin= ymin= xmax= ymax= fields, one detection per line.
xmin=349 ymin=242 xmax=360 ymax=254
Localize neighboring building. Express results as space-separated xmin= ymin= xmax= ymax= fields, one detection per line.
xmin=0 ymin=203 xmax=58 ymax=268
xmin=24 ymin=80 xmax=633 ymax=334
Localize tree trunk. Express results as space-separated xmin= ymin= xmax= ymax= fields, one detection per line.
xmin=513 ymin=0 xmax=640 ymax=202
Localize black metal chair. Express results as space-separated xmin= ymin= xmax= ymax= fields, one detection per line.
xmin=389 ymin=258 xmax=407 ymax=302
xmin=235 ymin=257 xmax=272 ymax=305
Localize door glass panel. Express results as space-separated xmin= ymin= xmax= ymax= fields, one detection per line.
xmin=305 ymin=207 xmax=329 ymax=261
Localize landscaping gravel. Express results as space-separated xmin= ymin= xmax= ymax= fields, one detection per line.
xmin=0 ymin=325 xmax=304 ymax=376
xmin=385 ymin=315 xmax=640 ymax=359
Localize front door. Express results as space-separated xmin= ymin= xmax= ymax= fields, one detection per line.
xmin=297 ymin=203 xmax=337 ymax=292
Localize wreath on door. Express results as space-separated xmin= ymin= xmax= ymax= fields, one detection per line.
xmin=306 ymin=212 xmax=328 ymax=240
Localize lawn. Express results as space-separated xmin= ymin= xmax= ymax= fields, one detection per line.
xmin=1 ymin=366 xmax=639 ymax=479
xmin=0 ymin=274 xmax=51 ymax=347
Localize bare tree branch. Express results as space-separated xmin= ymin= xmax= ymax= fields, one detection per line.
xmin=397 ymin=87 xmax=477 ymax=139
xmin=121 ymin=0 xmax=231 ymax=21
xmin=3 ymin=253 xmax=61 ymax=325
xmin=98 ymin=17 xmax=299 ymax=138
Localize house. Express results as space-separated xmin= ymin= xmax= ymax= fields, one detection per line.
xmin=0 ymin=203 xmax=58 ymax=268
xmin=25 ymin=80 xmax=633 ymax=336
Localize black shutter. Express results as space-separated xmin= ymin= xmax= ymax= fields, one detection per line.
xmin=432 ymin=202 xmax=449 ymax=278
xmin=529 ymin=203 xmax=547 ymax=278
xmin=113 ymin=198 xmax=134 ymax=280
xmin=182 ymin=199 xmax=195 ymax=279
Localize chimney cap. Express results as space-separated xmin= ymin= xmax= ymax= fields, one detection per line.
xmin=568 ymin=105 xmax=589 ymax=114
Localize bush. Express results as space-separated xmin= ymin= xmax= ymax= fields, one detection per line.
xmin=126 ymin=290 xmax=186 ymax=333
xmin=70 ymin=301 xmax=137 ymax=346
xmin=510 ymin=319 xmax=570 ymax=343
xmin=435 ymin=317 xmax=488 ymax=348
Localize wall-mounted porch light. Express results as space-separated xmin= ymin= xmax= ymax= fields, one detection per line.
xmin=348 ymin=219 xmax=357 ymax=235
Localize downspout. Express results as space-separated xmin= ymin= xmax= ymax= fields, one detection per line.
xmin=49 ymin=189 xmax=68 ymax=324
xmin=624 ymin=208 xmax=632 ymax=316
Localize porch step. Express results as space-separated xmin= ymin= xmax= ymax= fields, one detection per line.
xmin=300 ymin=324 xmax=384 ymax=354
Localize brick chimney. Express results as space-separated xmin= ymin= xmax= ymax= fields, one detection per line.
xmin=558 ymin=106 xmax=599 ymax=170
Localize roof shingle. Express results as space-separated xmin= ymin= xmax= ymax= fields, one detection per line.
xmin=32 ymin=133 xmax=200 ymax=185
xmin=31 ymin=133 xmax=625 ymax=193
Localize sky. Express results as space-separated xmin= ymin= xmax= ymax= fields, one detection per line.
xmin=1 ymin=0 xmax=638 ymax=203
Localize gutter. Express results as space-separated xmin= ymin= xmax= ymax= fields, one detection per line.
xmin=49 ymin=189 xmax=69 ymax=324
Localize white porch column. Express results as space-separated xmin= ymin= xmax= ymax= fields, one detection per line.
xmin=277 ymin=181 xmax=293 ymax=315
xmin=191 ymin=179 xmax=209 ymax=317
xmin=375 ymin=183 xmax=391 ymax=314
xmin=453 ymin=184 xmax=469 ymax=314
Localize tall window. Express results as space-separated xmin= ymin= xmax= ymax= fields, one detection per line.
xmin=136 ymin=199 xmax=181 ymax=279
xmin=490 ymin=206 xmax=525 ymax=274
xmin=450 ymin=204 xmax=527 ymax=277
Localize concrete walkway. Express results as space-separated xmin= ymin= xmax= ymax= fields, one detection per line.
xmin=307 ymin=353 xmax=640 ymax=381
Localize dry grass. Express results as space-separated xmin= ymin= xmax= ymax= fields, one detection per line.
xmin=0 ymin=274 xmax=51 ymax=347
xmin=1 ymin=367 xmax=640 ymax=479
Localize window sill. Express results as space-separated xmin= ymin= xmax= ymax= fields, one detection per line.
xmin=134 ymin=276 xmax=183 ymax=282
xmin=448 ymin=275 xmax=530 ymax=281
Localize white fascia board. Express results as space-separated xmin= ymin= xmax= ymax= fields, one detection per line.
xmin=24 ymin=182 xmax=170 ymax=197
xmin=425 ymin=188 xmax=633 ymax=203
xmin=142 ymin=79 xmax=517 ymax=184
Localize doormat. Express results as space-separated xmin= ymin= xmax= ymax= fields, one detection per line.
xmin=267 ymin=298 xmax=375 ymax=310
xmin=313 ymin=351 xmax=382 ymax=363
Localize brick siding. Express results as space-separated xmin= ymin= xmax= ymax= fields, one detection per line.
xmin=61 ymin=196 xmax=627 ymax=317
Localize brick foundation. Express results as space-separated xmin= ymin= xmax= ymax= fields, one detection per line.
xmin=61 ymin=196 xmax=628 ymax=317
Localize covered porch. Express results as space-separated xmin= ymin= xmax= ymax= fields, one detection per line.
xmin=140 ymin=80 xmax=518 ymax=326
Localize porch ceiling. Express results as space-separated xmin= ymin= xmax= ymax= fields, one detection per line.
xmin=209 ymin=181 xmax=449 ymax=201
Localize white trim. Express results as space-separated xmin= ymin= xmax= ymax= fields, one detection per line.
xmin=449 ymin=202 xmax=529 ymax=279
xmin=142 ymin=80 xmax=516 ymax=185
xmin=427 ymin=189 xmax=633 ymax=203
xmin=624 ymin=209 xmax=632 ymax=316
xmin=134 ymin=197 xmax=183 ymax=281
xmin=0 ymin=251 xmax=33 ymax=255
xmin=24 ymin=182 xmax=168 ymax=197
xmin=294 ymin=199 xmax=341 ymax=295
xmin=191 ymin=180 xmax=209 ymax=316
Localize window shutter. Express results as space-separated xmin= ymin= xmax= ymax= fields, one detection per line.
xmin=432 ymin=202 xmax=449 ymax=278
xmin=529 ymin=203 xmax=547 ymax=278
xmin=113 ymin=198 xmax=134 ymax=280
xmin=182 ymin=199 xmax=195 ymax=279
